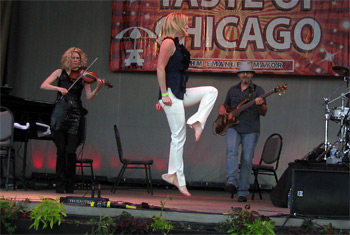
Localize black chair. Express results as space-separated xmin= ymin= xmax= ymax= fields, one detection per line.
xmin=251 ymin=133 xmax=283 ymax=200
xmin=0 ymin=106 xmax=16 ymax=190
xmin=75 ymin=116 xmax=94 ymax=188
xmin=111 ymin=124 xmax=153 ymax=195
xmin=76 ymin=158 xmax=94 ymax=187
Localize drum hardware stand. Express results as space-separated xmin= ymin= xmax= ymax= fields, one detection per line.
xmin=338 ymin=93 xmax=349 ymax=158
xmin=323 ymin=97 xmax=331 ymax=158
xmin=343 ymin=142 xmax=350 ymax=162
xmin=316 ymin=141 xmax=338 ymax=162
xmin=338 ymin=105 xmax=350 ymax=159
xmin=323 ymin=66 xmax=350 ymax=163
xmin=322 ymin=91 xmax=350 ymax=160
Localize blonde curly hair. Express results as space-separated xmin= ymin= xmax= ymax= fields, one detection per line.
xmin=161 ymin=12 xmax=188 ymax=39
xmin=61 ymin=47 xmax=87 ymax=71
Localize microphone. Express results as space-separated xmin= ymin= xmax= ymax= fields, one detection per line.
xmin=91 ymin=183 xmax=101 ymax=198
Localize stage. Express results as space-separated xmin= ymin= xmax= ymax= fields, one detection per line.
xmin=1 ymin=183 xmax=349 ymax=230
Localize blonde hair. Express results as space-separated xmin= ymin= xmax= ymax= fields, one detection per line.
xmin=61 ymin=47 xmax=87 ymax=70
xmin=161 ymin=12 xmax=188 ymax=39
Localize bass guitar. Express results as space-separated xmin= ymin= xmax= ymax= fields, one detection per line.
xmin=214 ymin=84 xmax=288 ymax=135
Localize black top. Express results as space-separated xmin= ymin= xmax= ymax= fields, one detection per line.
xmin=50 ymin=70 xmax=85 ymax=135
xmin=224 ymin=82 xmax=265 ymax=134
xmin=158 ymin=37 xmax=191 ymax=100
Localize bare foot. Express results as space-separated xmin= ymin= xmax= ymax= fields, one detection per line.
xmin=178 ymin=185 xmax=191 ymax=197
xmin=162 ymin=173 xmax=191 ymax=197
xmin=162 ymin=174 xmax=175 ymax=185
xmin=172 ymin=175 xmax=191 ymax=197
xmin=192 ymin=122 xmax=203 ymax=142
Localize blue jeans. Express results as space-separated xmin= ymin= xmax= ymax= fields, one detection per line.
xmin=225 ymin=128 xmax=259 ymax=197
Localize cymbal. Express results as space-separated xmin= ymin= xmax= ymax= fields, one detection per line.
xmin=332 ymin=66 xmax=349 ymax=76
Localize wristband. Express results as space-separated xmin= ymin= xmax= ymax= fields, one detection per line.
xmin=161 ymin=92 xmax=168 ymax=97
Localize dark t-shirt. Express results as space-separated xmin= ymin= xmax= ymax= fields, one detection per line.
xmin=224 ymin=82 xmax=265 ymax=134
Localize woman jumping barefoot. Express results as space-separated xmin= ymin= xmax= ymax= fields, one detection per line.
xmin=156 ymin=13 xmax=218 ymax=196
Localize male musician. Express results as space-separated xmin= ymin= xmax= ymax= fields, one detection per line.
xmin=218 ymin=61 xmax=267 ymax=202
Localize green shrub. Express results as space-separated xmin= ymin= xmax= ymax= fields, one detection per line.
xmin=151 ymin=196 xmax=174 ymax=235
xmin=0 ymin=198 xmax=26 ymax=234
xmin=28 ymin=197 xmax=67 ymax=230
xmin=216 ymin=204 xmax=276 ymax=235
xmin=90 ymin=215 xmax=115 ymax=235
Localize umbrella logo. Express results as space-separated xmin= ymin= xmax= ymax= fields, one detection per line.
xmin=114 ymin=26 xmax=157 ymax=67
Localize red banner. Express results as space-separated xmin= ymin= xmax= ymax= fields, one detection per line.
xmin=109 ymin=0 xmax=350 ymax=76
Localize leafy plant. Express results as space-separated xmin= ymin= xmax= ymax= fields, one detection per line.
xmin=90 ymin=215 xmax=115 ymax=235
xmin=245 ymin=217 xmax=275 ymax=235
xmin=151 ymin=195 xmax=174 ymax=235
xmin=216 ymin=204 xmax=276 ymax=235
xmin=0 ymin=198 xmax=27 ymax=234
xmin=28 ymin=197 xmax=67 ymax=230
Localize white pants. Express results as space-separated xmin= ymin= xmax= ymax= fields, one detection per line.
xmin=159 ymin=86 xmax=218 ymax=186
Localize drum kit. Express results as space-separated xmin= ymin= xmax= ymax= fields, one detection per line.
xmin=322 ymin=65 xmax=350 ymax=163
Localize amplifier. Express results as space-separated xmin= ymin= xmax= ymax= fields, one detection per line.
xmin=291 ymin=168 xmax=349 ymax=217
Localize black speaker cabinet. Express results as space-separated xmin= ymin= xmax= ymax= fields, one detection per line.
xmin=291 ymin=168 xmax=350 ymax=217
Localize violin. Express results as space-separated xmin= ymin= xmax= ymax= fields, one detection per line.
xmin=70 ymin=67 xmax=113 ymax=88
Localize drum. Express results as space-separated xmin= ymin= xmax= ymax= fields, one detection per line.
xmin=331 ymin=107 xmax=350 ymax=122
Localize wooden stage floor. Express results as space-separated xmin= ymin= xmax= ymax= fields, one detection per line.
xmin=1 ymin=183 xmax=349 ymax=230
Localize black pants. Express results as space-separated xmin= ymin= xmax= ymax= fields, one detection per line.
xmin=54 ymin=131 xmax=80 ymax=192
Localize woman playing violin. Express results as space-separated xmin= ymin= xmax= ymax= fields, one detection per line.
xmin=40 ymin=47 xmax=105 ymax=194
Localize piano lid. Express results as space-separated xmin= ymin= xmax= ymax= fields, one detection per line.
xmin=1 ymin=88 xmax=54 ymax=113
xmin=1 ymin=87 xmax=54 ymax=141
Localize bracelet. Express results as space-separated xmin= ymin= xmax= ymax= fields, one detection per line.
xmin=161 ymin=92 xmax=168 ymax=97
xmin=93 ymin=92 xmax=98 ymax=96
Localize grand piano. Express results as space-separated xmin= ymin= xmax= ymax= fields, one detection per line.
xmin=1 ymin=86 xmax=55 ymax=186
xmin=1 ymin=87 xmax=54 ymax=141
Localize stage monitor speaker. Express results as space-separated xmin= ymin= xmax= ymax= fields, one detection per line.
xmin=291 ymin=168 xmax=349 ymax=217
